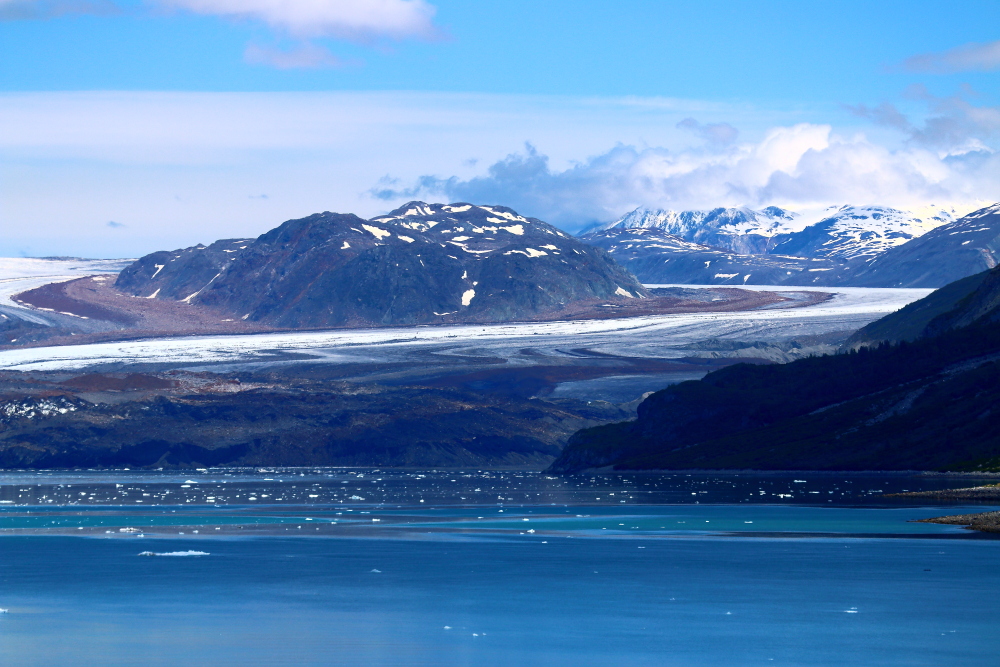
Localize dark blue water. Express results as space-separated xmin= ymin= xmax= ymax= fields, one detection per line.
xmin=0 ymin=470 xmax=998 ymax=666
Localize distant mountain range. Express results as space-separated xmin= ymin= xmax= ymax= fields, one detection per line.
xmin=580 ymin=203 xmax=996 ymax=287
xmin=115 ymin=202 xmax=648 ymax=327
xmin=549 ymin=262 xmax=1000 ymax=473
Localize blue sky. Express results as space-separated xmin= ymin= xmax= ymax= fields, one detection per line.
xmin=1 ymin=0 xmax=999 ymax=256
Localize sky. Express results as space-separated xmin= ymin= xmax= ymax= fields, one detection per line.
xmin=1 ymin=0 xmax=999 ymax=257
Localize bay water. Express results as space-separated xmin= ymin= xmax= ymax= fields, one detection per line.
xmin=0 ymin=469 xmax=997 ymax=666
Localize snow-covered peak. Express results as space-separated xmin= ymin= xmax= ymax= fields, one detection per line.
xmin=773 ymin=204 xmax=965 ymax=260
xmin=601 ymin=206 xmax=799 ymax=238
xmin=370 ymin=201 xmax=578 ymax=261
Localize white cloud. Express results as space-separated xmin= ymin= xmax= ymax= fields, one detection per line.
xmin=904 ymin=40 xmax=1000 ymax=74
xmin=156 ymin=0 xmax=439 ymax=42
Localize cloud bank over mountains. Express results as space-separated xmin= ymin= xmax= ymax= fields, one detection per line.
xmin=2 ymin=88 xmax=997 ymax=256
xmin=375 ymin=111 xmax=999 ymax=230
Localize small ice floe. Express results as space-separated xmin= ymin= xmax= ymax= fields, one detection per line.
xmin=119 ymin=527 xmax=142 ymax=533
xmin=370 ymin=569 xmax=381 ymax=573
xmin=443 ymin=626 xmax=452 ymax=630
xmin=0 ymin=608 xmax=8 ymax=614
xmin=138 ymin=551 xmax=210 ymax=557
xmin=844 ymin=607 xmax=859 ymax=614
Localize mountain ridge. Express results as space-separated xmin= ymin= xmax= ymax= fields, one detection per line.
xmin=115 ymin=202 xmax=649 ymax=328
xmin=581 ymin=203 xmax=993 ymax=287
xmin=548 ymin=264 xmax=1000 ymax=473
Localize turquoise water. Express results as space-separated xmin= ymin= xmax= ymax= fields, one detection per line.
xmin=0 ymin=470 xmax=997 ymax=666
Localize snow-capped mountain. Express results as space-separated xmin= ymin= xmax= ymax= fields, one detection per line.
xmin=770 ymin=205 xmax=963 ymax=261
xmin=597 ymin=204 xmax=962 ymax=259
xmin=599 ymin=206 xmax=799 ymax=255
xmin=848 ymin=203 xmax=1000 ymax=287
xmin=582 ymin=203 xmax=979 ymax=286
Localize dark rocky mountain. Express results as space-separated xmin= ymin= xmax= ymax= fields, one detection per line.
xmin=847 ymin=203 xmax=1000 ymax=287
xmin=115 ymin=202 xmax=648 ymax=327
xmin=549 ymin=265 xmax=1000 ymax=473
xmin=844 ymin=270 xmax=992 ymax=349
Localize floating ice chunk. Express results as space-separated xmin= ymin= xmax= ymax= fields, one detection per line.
xmin=138 ymin=551 xmax=209 ymax=557
xmin=844 ymin=608 xmax=859 ymax=613
xmin=362 ymin=225 xmax=391 ymax=240
xmin=370 ymin=568 xmax=381 ymax=573
xmin=0 ymin=608 xmax=7 ymax=613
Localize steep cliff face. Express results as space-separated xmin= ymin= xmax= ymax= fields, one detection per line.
xmin=115 ymin=202 xmax=647 ymax=328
